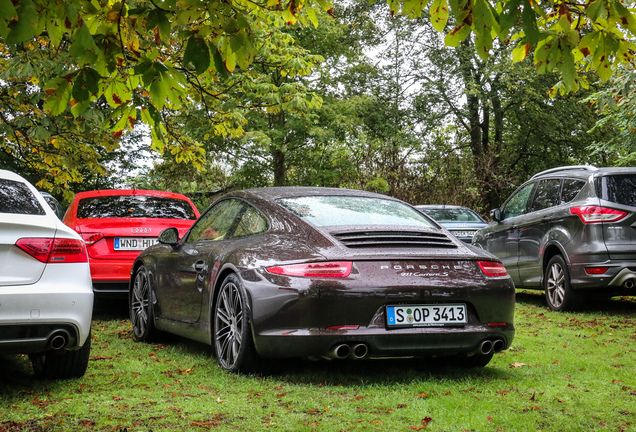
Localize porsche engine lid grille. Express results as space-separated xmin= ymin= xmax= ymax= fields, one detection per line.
xmin=333 ymin=231 xmax=457 ymax=249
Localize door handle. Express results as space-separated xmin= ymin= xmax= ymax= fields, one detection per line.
xmin=193 ymin=261 xmax=207 ymax=273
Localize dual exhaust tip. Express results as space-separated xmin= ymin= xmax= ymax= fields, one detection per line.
xmin=323 ymin=338 xmax=506 ymax=360
xmin=479 ymin=338 xmax=505 ymax=355
xmin=322 ymin=343 xmax=369 ymax=360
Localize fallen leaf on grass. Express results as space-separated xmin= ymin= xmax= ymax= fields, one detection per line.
xmin=510 ymin=363 xmax=527 ymax=368
xmin=409 ymin=417 xmax=432 ymax=430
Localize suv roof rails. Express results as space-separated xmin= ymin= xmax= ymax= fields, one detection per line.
xmin=531 ymin=165 xmax=598 ymax=179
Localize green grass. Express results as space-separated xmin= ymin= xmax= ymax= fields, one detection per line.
xmin=1 ymin=292 xmax=635 ymax=431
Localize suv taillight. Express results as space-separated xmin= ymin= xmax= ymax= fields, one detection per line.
xmin=266 ymin=262 xmax=353 ymax=277
xmin=570 ymin=206 xmax=628 ymax=223
xmin=16 ymin=238 xmax=88 ymax=263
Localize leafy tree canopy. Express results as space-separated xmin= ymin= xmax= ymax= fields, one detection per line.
xmin=391 ymin=0 xmax=636 ymax=96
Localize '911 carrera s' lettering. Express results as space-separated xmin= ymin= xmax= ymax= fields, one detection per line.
xmin=401 ymin=272 xmax=449 ymax=277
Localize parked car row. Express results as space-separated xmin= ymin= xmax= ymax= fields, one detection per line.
xmin=1 ymin=170 xmax=517 ymax=378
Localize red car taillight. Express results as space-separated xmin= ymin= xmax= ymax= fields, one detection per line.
xmin=266 ymin=261 xmax=353 ymax=278
xmin=80 ymin=232 xmax=105 ymax=245
xmin=16 ymin=238 xmax=88 ymax=263
xmin=570 ymin=206 xmax=627 ymax=223
xmin=478 ymin=261 xmax=508 ymax=277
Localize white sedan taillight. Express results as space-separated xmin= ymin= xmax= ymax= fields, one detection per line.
xmin=16 ymin=238 xmax=88 ymax=263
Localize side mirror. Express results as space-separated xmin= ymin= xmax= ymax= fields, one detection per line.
xmin=158 ymin=227 xmax=180 ymax=246
xmin=490 ymin=208 xmax=502 ymax=222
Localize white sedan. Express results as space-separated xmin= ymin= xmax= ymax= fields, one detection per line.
xmin=0 ymin=170 xmax=93 ymax=379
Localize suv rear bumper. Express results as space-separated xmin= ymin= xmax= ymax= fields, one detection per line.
xmin=569 ymin=261 xmax=636 ymax=293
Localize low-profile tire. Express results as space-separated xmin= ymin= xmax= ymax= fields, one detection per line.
xmin=130 ymin=265 xmax=157 ymax=342
xmin=544 ymin=255 xmax=581 ymax=312
xmin=213 ymin=274 xmax=259 ymax=373
xmin=30 ymin=331 xmax=91 ymax=380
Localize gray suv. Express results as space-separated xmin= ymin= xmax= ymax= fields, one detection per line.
xmin=473 ymin=166 xmax=636 ymax=311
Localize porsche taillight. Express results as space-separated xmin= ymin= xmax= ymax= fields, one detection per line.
xmin=16 ymin=238 xmax=88 ymax=263
xmin=478 ymin=261 xmax=508 ymax=277
xmin=266 ymin=261 xmax=353 ymax=278
xmin=570 ymin=206 xmax=627 ymax=223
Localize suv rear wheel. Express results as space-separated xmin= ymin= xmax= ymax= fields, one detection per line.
xmin=544 ymin=255 xmax=581 ymax=311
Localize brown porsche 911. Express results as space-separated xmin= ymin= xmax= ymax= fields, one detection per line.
xmin=129 ymin=187 xmax=515 ymax=373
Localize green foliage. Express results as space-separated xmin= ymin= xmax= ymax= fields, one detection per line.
xmin=394 ymin=0 xmax=636 ymax=94
xmin=587 ymin=65 xmax=636 ymax=165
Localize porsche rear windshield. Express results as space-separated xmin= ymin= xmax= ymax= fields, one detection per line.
xmin=0 ymin=179 xmax=45 ymax=215
xmin=278 ymin=196 xmax=435 ymax=228
xmin=77 ymin=196 xmax=197 ymax=219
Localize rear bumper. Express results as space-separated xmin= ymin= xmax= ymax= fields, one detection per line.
xmin=0 ymin=263 xmax=93 ymax=354
xmin=254 ymin=324 xmax=515 ymax=359
xmin=89 ymin=258 xmax=134 ymax=282
xmin=569 ymin=260 xmax=636 ymax=294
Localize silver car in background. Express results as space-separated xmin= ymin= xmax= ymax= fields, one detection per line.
xmin=0 ymin=170 xmax=93 ymax=379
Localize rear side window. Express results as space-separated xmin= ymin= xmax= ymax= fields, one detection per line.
xmin=0 ymin=179 xmax=45 ymax=215
xmin=601 ymin=175 xmax=636 ymax=206
xmin=187 ymin=199 xmax=267 ymax=242
xmin=76 ymin=195 xmax=197 ymax=219
xmin=528 ymin=179 xmax=562 ymax=212
xmin=561 ymin=179 xmax=586 ymax=203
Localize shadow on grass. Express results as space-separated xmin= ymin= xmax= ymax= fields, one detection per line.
xmin=92 ymin=294 xmax=129 ymax=320
xmin=261 ymin=356 xmax=513 ymax=386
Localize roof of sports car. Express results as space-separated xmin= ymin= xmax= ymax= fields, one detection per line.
xmin=234 ymin=186 xmax=398 ymax=201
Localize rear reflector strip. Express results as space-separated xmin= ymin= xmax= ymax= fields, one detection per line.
xmin=585 ymin=267 xmax=610 ymax=275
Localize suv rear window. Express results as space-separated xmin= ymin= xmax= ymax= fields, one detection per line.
xmin=0 ymin=179 xmax=45 ymax=215
xmin=77 ymin=196 xmax=197 ymax=219
xmin=601 ymin=175 xmax=636 ymax=207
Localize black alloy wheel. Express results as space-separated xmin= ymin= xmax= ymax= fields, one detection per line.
xmin=130 ymin=265 xmax=157 ymax=342
xmin=544 ymin=255 xmax=581 ymax=311
xmin=213 ymin=274 xmax=258 ymax=373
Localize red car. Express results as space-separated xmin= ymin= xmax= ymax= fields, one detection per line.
xmin=63 ymin=189 xmax=200 ymax=294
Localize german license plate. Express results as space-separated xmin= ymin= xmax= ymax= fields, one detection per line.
xmin=386 ymin=304 xmax=467 ymax=327
xmin=114 ymin=237 xmax=158 ymax=251
xmin=451 ymin=230 xmax=476 ymax=238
